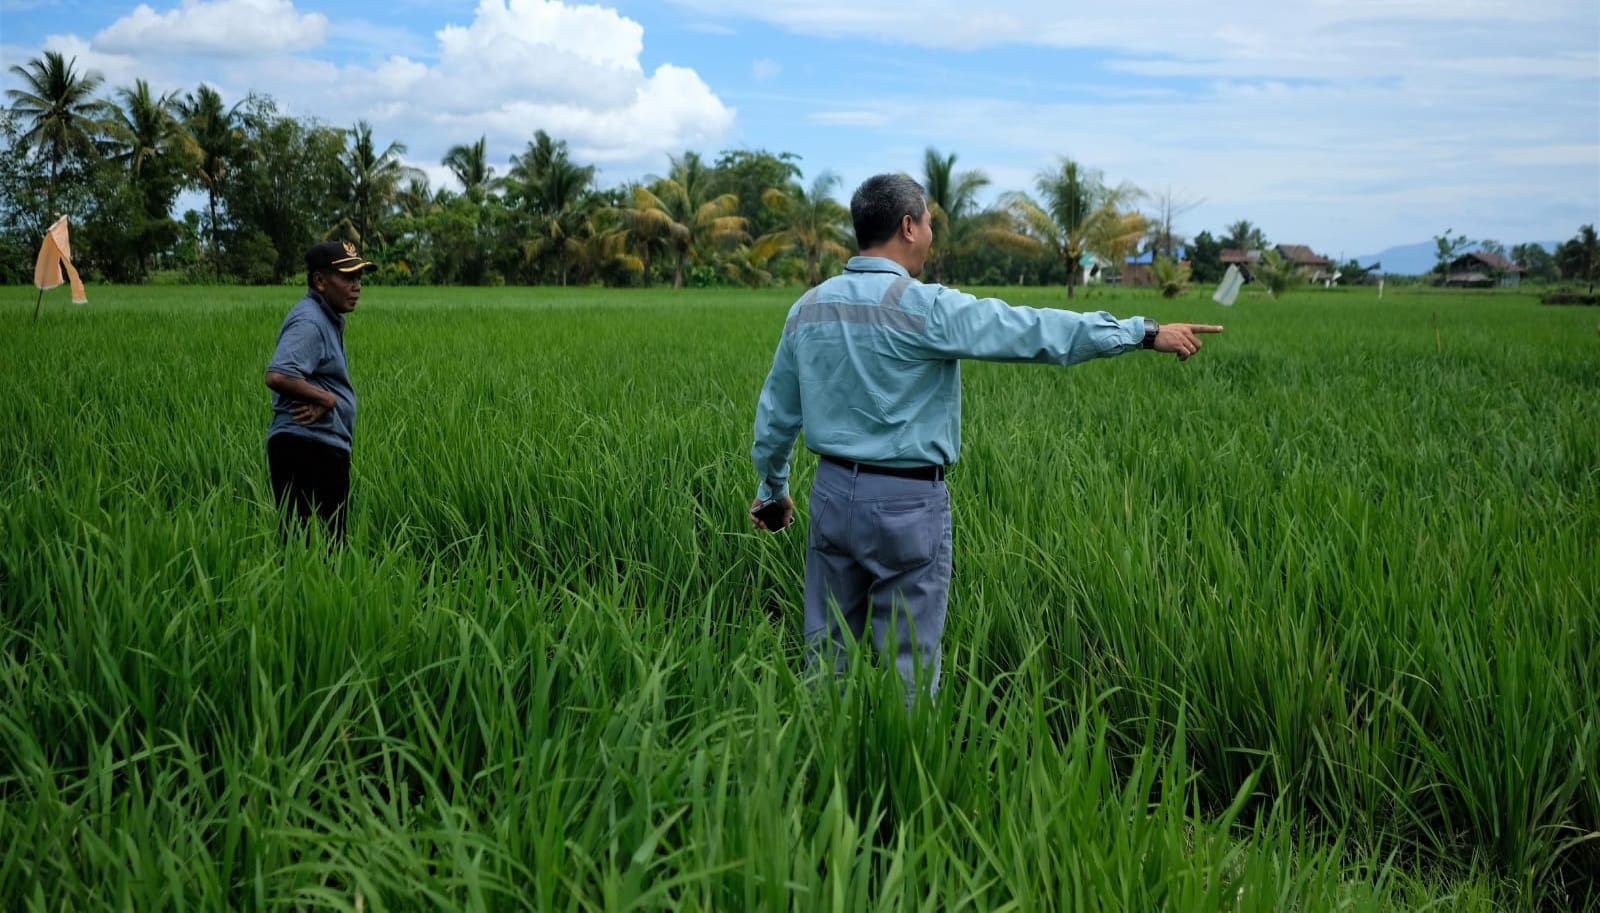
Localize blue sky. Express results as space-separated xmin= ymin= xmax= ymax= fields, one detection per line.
xmin=3 ymin=0 xmax=1597 ymax=258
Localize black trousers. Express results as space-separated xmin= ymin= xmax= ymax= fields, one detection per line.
xmin=268 ymin=433 xmax=350 ymax=540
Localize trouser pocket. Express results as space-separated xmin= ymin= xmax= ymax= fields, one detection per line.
xmin=867 ymin=497 xmax=941 ymax=572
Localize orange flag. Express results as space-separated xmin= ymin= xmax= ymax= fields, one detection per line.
xmin=34 ymin=216 xmax=87 ymax=305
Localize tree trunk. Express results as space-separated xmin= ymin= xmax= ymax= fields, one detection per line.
xmin=673 ymin=249 xmax=685 ymax=289
xmin=46 ymin=155 xmax=58 ymax=217
xmin=208 ymin=191 xmax=221 ymax=280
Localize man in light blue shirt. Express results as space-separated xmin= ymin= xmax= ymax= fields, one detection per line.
xmin=750 ymin=173 xmax=1222 ymax=700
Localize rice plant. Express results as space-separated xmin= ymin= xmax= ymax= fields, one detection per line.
xmin=1 ymin=284 xmax=1594 ymax=910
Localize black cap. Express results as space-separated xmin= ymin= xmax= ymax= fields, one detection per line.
xmin=306 ymin=240 xmax=375 ymax=274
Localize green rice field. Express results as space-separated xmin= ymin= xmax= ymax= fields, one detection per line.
xmin=2 ymin=283 xmax=1596 ymax=910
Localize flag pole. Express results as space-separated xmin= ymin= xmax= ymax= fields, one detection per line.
xmin=32 ymin=286 xmax=44 ymax=323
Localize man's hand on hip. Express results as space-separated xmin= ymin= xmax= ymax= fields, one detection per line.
xmin=290 ymin=400 xmax=332 ymax=425
xmin=1154 ymin=323 xmax=1224 ymax=361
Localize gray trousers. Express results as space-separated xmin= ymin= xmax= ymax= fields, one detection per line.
xmin=804 ymin=458 xmax=953 ymax=698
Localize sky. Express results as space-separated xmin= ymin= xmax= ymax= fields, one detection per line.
xmin=2 ymin=0 xmax=1597 ymax=259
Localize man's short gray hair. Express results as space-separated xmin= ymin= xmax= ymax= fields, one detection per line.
xmin=851 ymin=173 xmax=927 ymax=250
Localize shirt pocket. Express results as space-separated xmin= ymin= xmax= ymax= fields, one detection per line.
xmin=867 ymin=498 xmax=937 ymax=572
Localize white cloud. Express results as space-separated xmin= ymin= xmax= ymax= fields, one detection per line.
xmin=752 ymin=57 xmax=781 ymax=81
xmin=355 ymin=0 xmax=735 ymax=173
xmin=5 ymin=0 xmax=735 ymax=183
xmin=8 ymin=34 xmax=146 ymax=89
xmin=94 ymin=0 xmax=327 ymax=57
xmin=665 ymin=0 xmax=1590 ymax=54
xmin=668 ymin=0 xmax=1597 ymax=252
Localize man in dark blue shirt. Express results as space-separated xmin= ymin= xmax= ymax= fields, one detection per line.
xmin=264 ymin=240 xmax=373 ymax=539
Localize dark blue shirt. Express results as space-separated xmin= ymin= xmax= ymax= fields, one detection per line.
xmin=267 ymin=290 xmax=356 ymax=451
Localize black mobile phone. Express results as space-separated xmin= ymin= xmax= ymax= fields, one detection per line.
xmin=751 ymin=500 xmax=789 ymax=532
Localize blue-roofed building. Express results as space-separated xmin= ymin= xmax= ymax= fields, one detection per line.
xmin=1123 ymin=245 xmax=1188 ymax=287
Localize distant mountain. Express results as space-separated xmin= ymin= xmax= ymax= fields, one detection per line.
xmin=1354 ymin=240 xmax=1558 ymax=276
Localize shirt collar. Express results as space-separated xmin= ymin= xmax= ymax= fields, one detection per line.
xmin=845 ymin=256 xmax=911 ymax=278
xmin=307 ymin=289 xmax=345 ymax=332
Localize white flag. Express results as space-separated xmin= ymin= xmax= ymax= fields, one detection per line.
xmin=1212 ymin=264 xmax=1242 ymax=306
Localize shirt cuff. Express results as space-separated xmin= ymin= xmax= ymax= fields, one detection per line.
xmin=1115 ymin=316 xmax=1146 ymax=354
xmin=756 ymin=479 xmax=788 ymax=503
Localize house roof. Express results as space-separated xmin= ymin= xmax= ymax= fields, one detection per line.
xmin=1452 ymin=250 xmax=1524 ymax=272
xmin=1221 ymin=249 xmax=1260 ymax=264
xmin=1276 ymin=244 xmax=1330 ymax=266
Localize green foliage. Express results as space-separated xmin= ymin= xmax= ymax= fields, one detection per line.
xmin=630 ymin=151 xmax=747 ymax=289
xmin=217 ymin=94 xmax=347 ymax=283
xmin=1554 ymin=224 xmax=1599 ymax=289
xmin=921 ymin=147 xmax=995 ymax=284
xmin=714 ymin=148 xmax=802 ymax=240
xmin=1189 ymin=229 xmax=1223 ymax=283
xmin=991 ymin=157 xmax=1146 ymax=298
xmin=4 ymin=51 xmax=111 ymax=212
xmin=1222 ymin=219 xmax=1268 ymax=252
xmin=754 ymin=170 xmax=851 ymax=287
xmin=1151 ymin=256 xmax=1191 ymax=298
xmin=1432 ymin=228 xmax=1473 ymax=283
xmin=1255 ymin=248 xmax=1305 ymax=298
xmin=331 ymin=120 xmax=417 ymax=248
xmin=0 ymin=109 xmax=52 ymax=281
xmin=1 ymin=285 xmax=1595 ymax=910
xmin=0 ymin=66 xmax=1583 ymax=299
xmin=1511 ymin=242 xmax=1556 ymax=283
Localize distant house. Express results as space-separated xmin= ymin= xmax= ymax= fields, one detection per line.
xmin=1219 ymin=245 xmax=1332 ymax=283
xmin=1443 ymin=251 xmax=1525 ymax=288
xmin=1275 ymin=244 xmax=1333 ymax=282
xmin=1219 ymin=248 xmax=1259 ymax=282
xmin=1122 ymin=245 xmax=1187 ymax=287
xmin=1080 ymin=252 xmax=1107 ymax=285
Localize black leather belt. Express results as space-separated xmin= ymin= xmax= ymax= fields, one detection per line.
xmin=821 ymin=454 xmax=945 ymax=482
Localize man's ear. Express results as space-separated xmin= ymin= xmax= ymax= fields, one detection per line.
xmin=901 ymin=214 xmax=916 ymax=242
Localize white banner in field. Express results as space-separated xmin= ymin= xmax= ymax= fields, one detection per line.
xmin=1212 ymin=264 xmax=1242 ymax=306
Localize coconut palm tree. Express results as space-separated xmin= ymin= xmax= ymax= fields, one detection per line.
xmin=508 ymin=131 xmax=598 ymax=285
xmin=442 ymin=135 xmax=498 ymax=201
xmin=921 ymin=147 xmax=992 ymax=283
xmin=104 ymin=79 xmax=193 ymax=276
xmin=5 ymin=51 xmax=111 ymax=213
xmin=177 ymin=84 xmax=245 ymax=266
xmin=1221 ymin=219 xmax=1268 ymax=253
xmin=753 ymin=170 xmax=851 ymax=287
xmin=336 ymin=120 xmax=417 ymax=245
xmin=105 ymin=79 xmax=189 ymax=180
xmin=990 ymin=157 xmax=1146 ymax=297
xmin=629 ymin=151 xmax=745 ymax=288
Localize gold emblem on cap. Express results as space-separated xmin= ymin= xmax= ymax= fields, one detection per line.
xmin=342 ymin=241 xmax=359 ymax=258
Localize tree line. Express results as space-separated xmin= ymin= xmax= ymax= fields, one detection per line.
xmin=5 ymin=52 xmax=1594 ymax=291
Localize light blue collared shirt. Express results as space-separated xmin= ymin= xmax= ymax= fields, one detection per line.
xmin=751 ymin=256 xmax=1146 ymax=501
